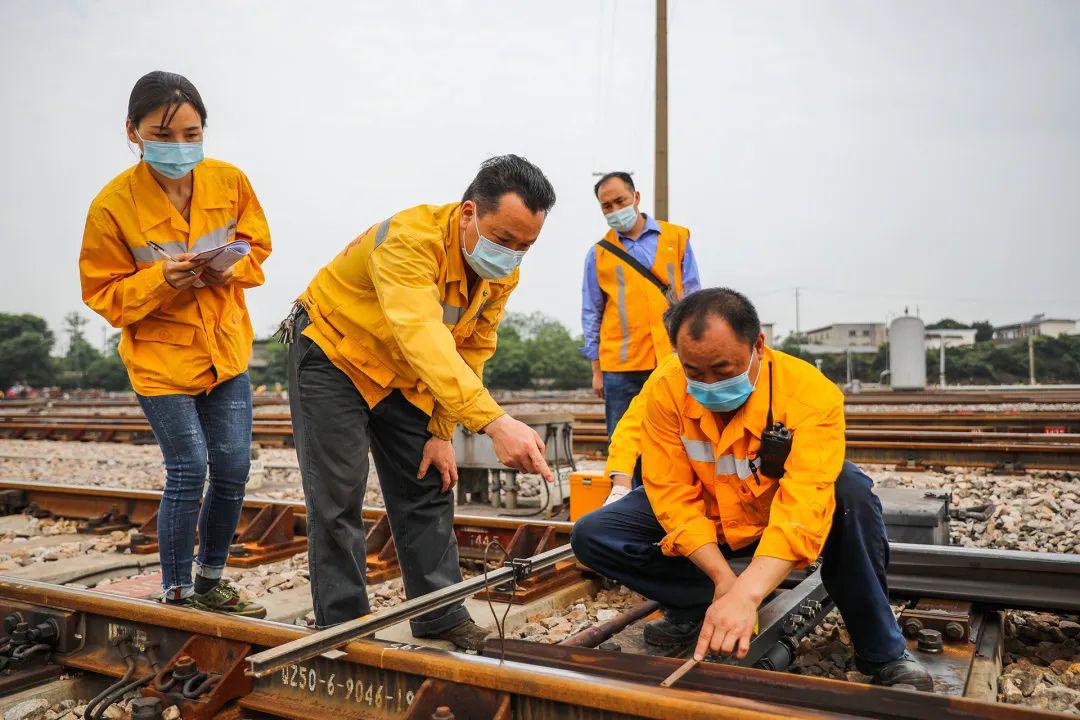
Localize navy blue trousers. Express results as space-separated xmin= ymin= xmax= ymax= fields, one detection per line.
xmin=602 ymin=370 xmax=652 ymax=440
xmin=570 ymin=461 xmax=907 ymax=665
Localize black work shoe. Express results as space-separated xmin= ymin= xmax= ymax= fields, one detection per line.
xmin=643 ymin=614 xmax=703 ymax=649
xmin=859 ymin=650 xmax=934 ymax=691
xmin=432 ymin=620 xmax=491 ymax=652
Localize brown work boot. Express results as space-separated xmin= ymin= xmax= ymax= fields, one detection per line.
xmin=431 ymin=620 xmax=491 ymax=652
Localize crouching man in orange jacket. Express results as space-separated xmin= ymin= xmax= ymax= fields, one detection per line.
xmin=571 ymin=287 xmax=932 ymax=690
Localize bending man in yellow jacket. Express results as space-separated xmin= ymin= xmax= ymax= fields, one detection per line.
xmin=285 ymin=155 xmax=556 ymax=649
xmin=571 ymin=288 xmax=932 ymax=690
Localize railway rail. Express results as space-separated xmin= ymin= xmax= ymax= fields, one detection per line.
xmin=3 ymin=413 xmax=1079 ymax=471
xmin=3 ymin=385 xmax=1080 ymax=411
xmin=1 ymin=478 xmax=1080 ymax=717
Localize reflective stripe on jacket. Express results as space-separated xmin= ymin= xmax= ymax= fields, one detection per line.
xmin=299 ymin=203 xmax=511 ymax=440
xmin=79 ymin=160 xmax=271 ymax=396
xmin=596 ymin=221 xmax=689 ymax=372
xmin=638 ymin=347 xmax=845 ymax=568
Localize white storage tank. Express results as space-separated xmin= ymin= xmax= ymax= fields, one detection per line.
xmin=889 ymin=316 xmax=926 ymax=390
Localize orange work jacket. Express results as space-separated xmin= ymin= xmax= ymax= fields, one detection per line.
xmin=636 ymin=347 xmax=845 ymax=568
xmin=596 ymin=221 xmax=689 ymax=372
xmin=299 ymin=203 xmax=513 ymax=440
xmin=79 ymin=159 xmax=271 ymax=396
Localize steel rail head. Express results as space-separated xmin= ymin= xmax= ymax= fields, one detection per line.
xmin=244 ymin=543 xmax=576 ymax=678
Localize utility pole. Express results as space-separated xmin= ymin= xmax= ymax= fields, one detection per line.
xmin=794 ymin=287 xmax=801 ymax=335
xmin=939 ymin=341 xmax=947 ymax=389
xmin=1028 ymin=335 xmax=1036 ymax=385
xmin=654 ymin=0 xmax=668 ymax=221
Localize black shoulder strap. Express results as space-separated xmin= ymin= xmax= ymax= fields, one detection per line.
xmin=596 ymin=239 xmax=671 ymax=297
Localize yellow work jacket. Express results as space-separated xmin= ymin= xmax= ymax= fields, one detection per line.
xmin=636 ymin=347 xmax=845 ymax=568
xmin=299 ymin=203 xmax=511 ymax=440
xmin=596 ymin=221 xmax=689 ymax=372
xmin=79 ymin=160 xmax=271 ymax=396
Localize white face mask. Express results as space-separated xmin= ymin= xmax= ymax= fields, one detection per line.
xmin=605 ymin=204 xmax=638 ymax=233
xmin=462 ymin=213 xmax=526 ymax=279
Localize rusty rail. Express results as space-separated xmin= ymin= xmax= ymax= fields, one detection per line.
xmin=0 ymin=577 xmax=823 ymax=719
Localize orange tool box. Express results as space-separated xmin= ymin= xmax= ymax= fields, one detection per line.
xmin=569 ymin=471 xmax=611 ymax=521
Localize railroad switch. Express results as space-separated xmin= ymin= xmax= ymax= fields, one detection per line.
xmin=475 ymin=524 xmax=582 ymax=604
xmin=899 ymin=599 xmax=973 ymax=642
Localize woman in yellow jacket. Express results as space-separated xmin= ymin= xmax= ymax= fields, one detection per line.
xmin=79 ymin=71 xmax=271 ymax=616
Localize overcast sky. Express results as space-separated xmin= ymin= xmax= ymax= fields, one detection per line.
xmin=2 ymin=0 xmax=1078 ymax=353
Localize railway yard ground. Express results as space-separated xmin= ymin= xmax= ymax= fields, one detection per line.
xmin=1 ymin=389 xmax=1079 ymax=718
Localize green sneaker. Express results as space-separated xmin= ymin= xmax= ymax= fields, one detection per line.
xmin=191 ymin=579 xmax=267 ymax=619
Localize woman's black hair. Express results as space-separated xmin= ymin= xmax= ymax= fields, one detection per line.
xmin=127 ymin=71 xmax=207 ymax=129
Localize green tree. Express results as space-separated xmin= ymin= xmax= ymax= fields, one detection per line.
xmin=526 ymin=319 xmax=592 ymax=389
xmin=61 ymin=312 xmax=102 ymax=388
xmin=0 ymin=313 xmax=56 ymax=389
xmin=927 ymin=335 xmax=1080 ymax=385
xmin=972 ymin=320 xmax=994 ymax=343
xmin=926 ymin=318 xmax=968 ymax=330
xmin=83 ymin=332 xmax=129 ymax=391
xmin=484 ymin=324 xmax=531 ymax=389
xmin=484 ymin=312 xmax=591 ymax=390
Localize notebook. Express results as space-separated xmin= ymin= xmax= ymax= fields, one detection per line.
xmin=192 ymin=240 xmax=251 ymax=287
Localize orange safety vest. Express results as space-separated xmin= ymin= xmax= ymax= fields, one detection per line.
xmin=637 ymin=348 xmax=846 ymax=568
xmin=79 ymin=160 xmax=271 ymax=396
xmin=299 ymin=203 xmax=512 ymax=440
xmin=595 ymin=221 xmax=689 ymax=372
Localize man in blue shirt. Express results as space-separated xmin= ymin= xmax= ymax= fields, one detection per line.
xmin=580 ymin=172 xmax=701 ymax=479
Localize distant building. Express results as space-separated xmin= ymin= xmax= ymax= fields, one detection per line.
xmin=804 ymin=322 xmax=887 ymax=349
xmin=925 ymin=327 xmax=977 ymax=349
xmin=994 ymin=314 xmax=1077 ymax=343
xmin=250 ymin=339 xmax=272 ymax=371
xmin=761 ymin=323 xmax=774 ymax=346
xmin=797 ymin=343 xmax=880 ymax=356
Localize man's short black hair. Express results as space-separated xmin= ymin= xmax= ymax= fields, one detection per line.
xmin=593 ymin=171 xmax=635 ymax=197
xmin=665 ymin=288 xmax=762 ymax=348
xmin=462 ymin=155 xmax=556 ymax=216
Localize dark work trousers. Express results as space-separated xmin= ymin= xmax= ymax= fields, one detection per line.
xmin=570 ymin=461 xmax=907 ymax=665
xmin=288 ymin=312 xmax=470 ymax=634
xmin=602 ymin=370 xmax=652 ymax=440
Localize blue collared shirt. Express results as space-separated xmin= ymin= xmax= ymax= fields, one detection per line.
xmin=579 ymin=214 xmax=701 ymax=361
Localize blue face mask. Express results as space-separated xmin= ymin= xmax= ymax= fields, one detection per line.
xmin=686 ymin=350 xmax=759 ymax=412
xmin=605 ymin=204 xmax=638 ymax=233
xmin=463 ymin=214 xmax=526 ymax=279
xmin=137 ymin=129 xmax=204 ymax=179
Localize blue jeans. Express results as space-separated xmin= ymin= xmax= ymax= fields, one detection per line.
xmin=602 ymin=370 xmax=652 ymax=439
xmin=137 ymin=372 xmax=252 ymax=600
xmin=570 ymin=461 xmax=907 ymax=667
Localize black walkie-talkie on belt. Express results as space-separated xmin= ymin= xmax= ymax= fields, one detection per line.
xmin=751 ymin=363 xmax=793 ymax=484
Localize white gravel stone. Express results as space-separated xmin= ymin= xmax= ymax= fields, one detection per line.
xmin=4 ymin=700 xmax=49 ymax=720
